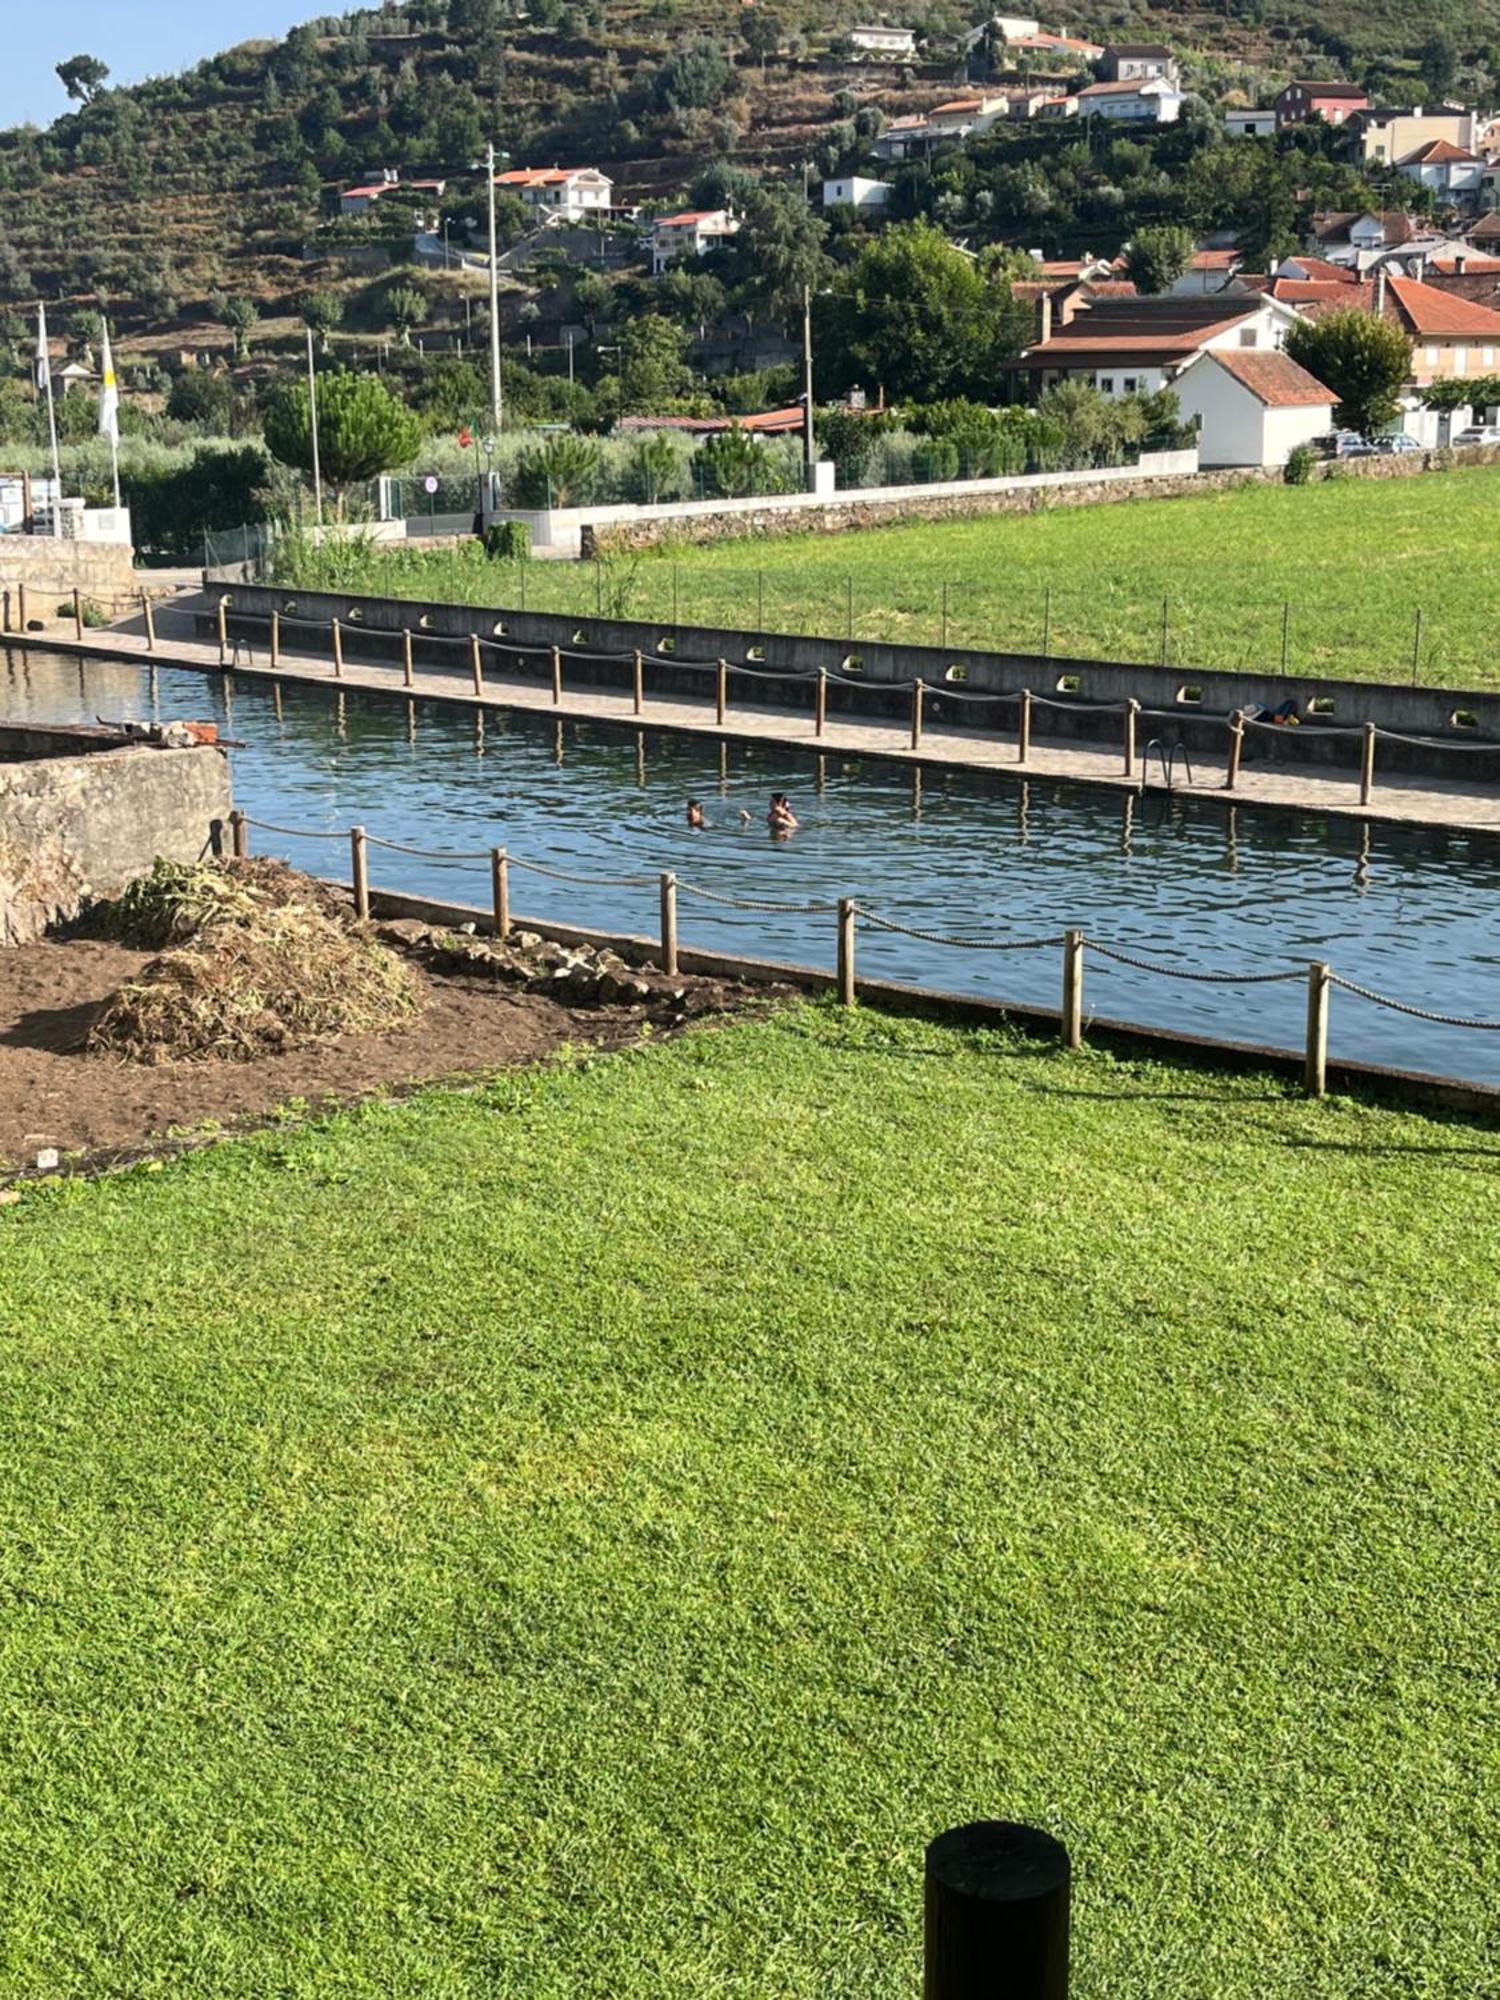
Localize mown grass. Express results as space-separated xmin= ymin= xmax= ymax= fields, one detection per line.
xmin=0 ymin=1009 xmax=1494 ymax=1997
xmin=291 ymin=464 xmax=1500 ymax=689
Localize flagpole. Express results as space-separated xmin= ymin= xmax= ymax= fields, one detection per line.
xmin=306 ymin=326 xmax=324 ymax=531
xmin=37 ymin=305 xmax=63 ymax=538
xmin=101 ymin=320 xmax=121 ymax=510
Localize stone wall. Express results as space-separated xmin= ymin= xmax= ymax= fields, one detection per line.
xmin=0 ymin=537 xmax=136 ymax=618
xmin=0 ymin=733 xmax=232 ymax=945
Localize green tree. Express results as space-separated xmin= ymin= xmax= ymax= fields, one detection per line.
xmin=1419 ymin=27 xmax=1460 ymax=99
xmin=826 ymin=222 xmax=1008 ymax=404
xmin=384 ymin=285 xmax=427 ymax=347
xmin=1123 ymin=225 xmax=1196 ymax=295
xmin=56 ymin=54 xmax=110 ymax=103
xmin=729 ymin=186 xmax=831 ymax=329
xmin=301 ymin=290 xmax=345 ymax=355
xmin=697 ymin=425 xmax=773 ymax=496
xmin=264 ymin=370 xmax=421 ymax=508
xmin=616 ymin=315 xmax=696 ymax=412
xmin=211 ymin=292 xmax=260 ymax=361
xmin=626 ymin=432 xmax=684 ymax=502
xmin=1285 ymin=309 xmax=1413 ymax=437
xmin=510 ymin=433 xmax=602 ymax=506
xmin=654 ymin=38 xmax=734 ymax=111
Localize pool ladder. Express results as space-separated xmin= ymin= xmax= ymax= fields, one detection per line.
xmin=1143 ymin=737 xmax=1195 ymax=792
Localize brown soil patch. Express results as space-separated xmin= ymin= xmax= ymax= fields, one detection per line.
xmin=0 ymin=936 xmax=756 ymax=1174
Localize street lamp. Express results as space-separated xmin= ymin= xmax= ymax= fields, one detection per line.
xmin=472 ymin=145 xmax=512 ymax=435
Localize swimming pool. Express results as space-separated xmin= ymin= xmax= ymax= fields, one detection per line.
xmin=7 ymin=644 xmax=1500 ymax=1086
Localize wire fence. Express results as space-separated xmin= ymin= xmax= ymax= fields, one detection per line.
xmin=223 ymin=808 xmax=1500 ymax=1097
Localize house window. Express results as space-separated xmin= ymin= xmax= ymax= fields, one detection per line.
xmin=1426 ymin=345 xmax=1440 ymax=367
xmin=1485 ymin=347 xmax=1495 ymax=367
xmin=1122 ymin=377 xmax=1138 ymax=393
xmin=1099 ymin=376 xmax=1115 ymax=392
xmin=1455 ymin=345 xmax=1470 ymax=374
xmin=1238 ymin=328 xmax=1258 ymax=346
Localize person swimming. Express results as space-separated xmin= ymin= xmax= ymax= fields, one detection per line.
xmin=686 ymin=799 xmax=706 ymax=829
xmin=768 ymin=792 xmax=799 ymax=835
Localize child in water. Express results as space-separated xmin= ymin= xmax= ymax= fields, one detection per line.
xmin=768 ymin=792 xmax=799 ymax=836
xmin=686 ymin=799 xmax=706 ymax=829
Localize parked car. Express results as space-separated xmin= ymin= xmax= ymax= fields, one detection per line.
xmin=1373 ymin=434 xmax=1423 ymax=455
xmin=1314 ymin=429 xmax=1373 ymax=458
xmin=1453 ymin=425 xmax=1500 ymax=446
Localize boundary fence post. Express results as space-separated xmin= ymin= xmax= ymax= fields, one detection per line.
xmin=1305 ymin=960 xmax=1330 ymax=1097
xmin=350 ymin=825 xmax=369 ymax=920
xmin=659 ymin=871 xmax=678 ymax=975
xmin=1360 ymin=722 xmax=1376 ymax=807
xmin=491 ymin=847 xmax=510 ymax=938
xmin=837 ymin=898 xmax=857 ymax=1006
xmin=1062 ymin=929 xmax=1084 ymax=1050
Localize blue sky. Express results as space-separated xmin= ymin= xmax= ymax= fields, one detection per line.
xmin=3 ymin=3 xmax=310 ymax=128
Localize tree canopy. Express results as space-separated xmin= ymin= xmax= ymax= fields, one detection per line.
xmin=264 ymin=370 xmax=421 ymax=498
xmin=1285 ymin=310 xmax=1412 ymax=437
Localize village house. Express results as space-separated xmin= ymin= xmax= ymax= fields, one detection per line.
xmin=1008 ymin=29 xmax=1104 ymax=65
xmin=871 ymin=113 xmax=932 ymax=160
xmin=1170 ymin=248 xmax=1245 ymax=295
xmin=1017 ymin=293 xmax=1301 ymax=398
xmin=1224 ymin=108 xmax=1277 ymax=138
xmin=495 ymin=166 xmax=614 ymax=222
xmin=650 ymin=209 xmax=741 ymax=273
xmin=1309 ymin=210 xmax=1421 ymax=267
xmin=340 ymin=180 xmax=394 ymax=215
xmin=1098 ymin=43 xmax=1179 ymax=85
xmin=1171 ymin=349 xmax=1337 ymax=467
xmin=1397 ymin=140 xmax=1485 ymax=203
xmin=848 ymin=24 xmax=919 ymax=58
xmin=1076 ymin=77 xmax=1182 ymax=123
xmin=822 ymin=175 xmax=892 ymax=211
xmin=1274 ymin=81 xmax=1370 ymax=129
xmin=1352 ymin=107 xmax=1481 ymax=165
xmin=925 ymin=93 xmax=1012 ymax=138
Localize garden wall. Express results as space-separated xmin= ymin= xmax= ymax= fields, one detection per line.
xmin=0 ymin=727 xmax=231 ymax=945
xmin=0 ymin=536 xmax=136 ymax=615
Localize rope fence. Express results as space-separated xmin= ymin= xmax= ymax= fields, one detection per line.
xmin=145 ymin=599 xmax=1500 ymax=811
xmin=218 ymin=807 xmax=1494 ymax=1097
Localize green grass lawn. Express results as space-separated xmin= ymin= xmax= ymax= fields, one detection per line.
xmin=1 ymin=1010 xmax=1495 ymax=1996
xmin=299 ymin=464 xmax=1500 ymax=689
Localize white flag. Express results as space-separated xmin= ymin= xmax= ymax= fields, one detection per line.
xmin=34 ymin=304 xmax=50 ymax=394
xmin=98 ymin=321 xmax=119 ymax=443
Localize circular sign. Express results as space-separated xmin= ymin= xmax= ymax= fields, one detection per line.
xmin=424 ymin=475 xmax=440 ymax=494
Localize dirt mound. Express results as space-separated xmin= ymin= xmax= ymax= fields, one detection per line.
xmin=88 ymin=861 xmax=421 ymax=1064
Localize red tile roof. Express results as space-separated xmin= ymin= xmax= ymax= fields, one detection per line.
xmin=1399 ymin=139 xmax=1478 ymax=164
xmin=1201 ymin=349 xmax=1335 ymax=407
xmin=1385 ymin=274 xmax=1500 ymax=336
xmin=1282 ymin=256 xmax=1358 ymax=283
xmin=1190 ymin=249 xmax=1241 ymax=270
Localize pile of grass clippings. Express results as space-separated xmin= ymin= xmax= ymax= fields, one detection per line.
xmin=88 ymin=860 xmax=422 ymax=1064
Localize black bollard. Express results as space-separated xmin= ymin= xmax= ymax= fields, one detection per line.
xmin=925 ymin=1821 xmax=1071 ymax=2000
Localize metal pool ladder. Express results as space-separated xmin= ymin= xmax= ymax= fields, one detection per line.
xmin=1143 ymin=738 xmax=1195 ymax=791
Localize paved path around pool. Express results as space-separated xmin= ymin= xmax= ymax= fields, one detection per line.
xmin=11 ymin=613 xmax=1500 ymax=837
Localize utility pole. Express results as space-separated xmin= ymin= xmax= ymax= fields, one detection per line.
xmin=802 ymin=283 xmax=816 ymax=491
xmin=306 ymin=326 xmax=324 ymax=530
xmin=487 ymin=139 xmax=503 ymax=435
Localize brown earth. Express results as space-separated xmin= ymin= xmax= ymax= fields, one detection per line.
xmin=0 ymin=936 xmax=755 ymax=1175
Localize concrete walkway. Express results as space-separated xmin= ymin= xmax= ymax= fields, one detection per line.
xmin=11 ymin=612 xmax=1500 ymax=836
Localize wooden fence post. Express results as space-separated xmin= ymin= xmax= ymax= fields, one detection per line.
xmin=208 ymin=817 xmax=226 ymax=859
xmin=350 ymin=824 xmax=370 ymax=920
xmin=1061 ymin=929 xmax=1084 ymax=1050
xmin=837 ymin=897 xmax=857 ymax=1007
xmin=491 ymin=847 xmax=510 ymax=939
xmin=659 ymin=870 xmax=678 ymax=976
xmin=717 ymin=657 xmax=728 ymax=727
xmin=1304 ymin=960 xmax=1330 ymax=1098
xmin=551 ymin=645 xmax=563 ymax=705
xmin=815 ymin=668 xmax=828 ymax=739
xmin=925 ymin=1821 xmax=1071 ymax=2000
xmin=2 ymin=588 xmax=10 ymax=632
xmin=217 ymin=597 xmax=229 ymax=665
xmin=269 ymin=609 xmax=280 ymax=667
xmin=1225 ymin=711 xmax=1244 ymax=792
xmin=1359 ymin=721 xmax=1376 ymax=807
xmin=402 ymin=628 xmax=414 ymax=687
xmin=911 ymin=678 xmax=925 ymax=750
xmin=229 ymin=809 xmax=249 ymax=859
xmin=470 ymin=632 xmax=484 ymax=696
xmin=332 ymin=617 xmax=346 ymax=678
xmin=17 ymin=583 xmax=28 ymax=634
xmin=633 ymin=648 xmax=644 ymax=716
xmin=72 ymin=587 xmax=83 ymax=641
xmin=1123 ymin=698 xmax=1139 ymax=780
xmin=140 ymin=591 xmax=154 ymax=653
xmin=1018 ymin=688 xmax=1032 ymax=766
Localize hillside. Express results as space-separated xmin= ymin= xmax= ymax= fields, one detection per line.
xmin=0 ymin=0 xmax=1492 ymax=327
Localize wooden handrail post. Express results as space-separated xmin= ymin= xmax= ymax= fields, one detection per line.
xmin=17 ymin=583 xmax=28 ymax=634
xmin=551 ymin=645 xmax=563 ymax=705
xmin=1018 ymin=688 xmax=1032 ymax=766
xmin=1061 ymin=929 xmax=1084 ymax=1050
xmin=208 ymin=817 xmax=226 ymax=860
xmin=815 ymin=667 xmax=828 ymax=738
xmin=402 ymin=627 xmax=414 ymax=686
xmin=910 ymin=677 xmax=925 ymax=750
xmin=229 ymin=808 xmax=249 ymax=859
xmin=217 ymin=597 xmax=229 ymax=665
xmin=1304 ymin=960 xmax=1330 ymax=1098
xmin=633 ymin=648 xmax=644 ymax=715
xmin=1359 ymin=720 xmax=1377 ymax=807
xmin=2 ymin=588 xmax=11 ymax=632
xmin=925 ymin=1821 xmax=1071 ymax=2000
xmin=1123 ymin=698 xmax=1140 ymax=779
xmin=837 ymin=897 xmax=857 ymax=1007
xmin=1225 ymin=711 xmax=1245 ymax=791
xmin=716 ymin=657 xmax=728 ymax=727
xmin=331 ymin=617 xmax=344 ymax=677
xmin=470 ymin=632 xmax=484 ymax=696
xmin=659 ymin=870 xmax=678 ymax=975
xmin=491 ymin=846 xmax=511 ymax=938
xmin=269 ymin=609 xmax=280 ymax=667
xmin=350 ymin=824 xmax=370 ymax=920
xmin=140 ymin=591 xmax=154 ymax=653
xmin=72 ymin=587 xmax=83 ymax=641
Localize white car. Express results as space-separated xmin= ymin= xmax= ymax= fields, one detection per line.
xmin=1453 ymin=425 xmax=1500 ymax=446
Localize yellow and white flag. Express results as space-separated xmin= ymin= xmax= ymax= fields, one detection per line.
xmin=97 ymin=322 xmax=120 ymax=444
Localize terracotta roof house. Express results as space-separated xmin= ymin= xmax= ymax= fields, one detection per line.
xmin=1275 ymin=80 xmax=1369 ymax=129
xmin=495 ymin=166 xmax=614 ymax=220
xmin=1076 ymin=77 xmax=1182 ymax=123
xmin=650 ymin=208 xmax=741 ymax=273
xmin=1397 ymin=139 xmax=1484 ymax=200
xmin=616 ymin=407 xmax=804 ymax=435
xmin=1172 ymin=348 xmax=1337 ymax=466
xmin=1018 ymin=293 xmax=1300 ymax=396
xmin=1099 ymin=43 xmax=1179 ymax=85
xmin=1169 ymin=246 xmax=1244 ymax=296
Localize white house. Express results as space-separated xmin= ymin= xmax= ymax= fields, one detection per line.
xmin=871 ymin=113 xmax=932 ymax=159
xmin=1224 ymin=107 xmax=1276 ymax=137
xmin=1169 ymin=248 xmax=1244 ymax=295
xmin=1098 ymin=43 xmax=1180 ymax=84
xmin=1171 ymin=349 xmax=1336 ymax=467
xmin=340 ymin=180 xmax=395 ymax=215
xmin=495 ymin=166 xmax=614 ymax=221
xmin=823 ymin=176 xmax=892 ymax=211
xmin=848 ymin=24 xmax=918 ymax=57
xmin=1019 ymin=293 xmax=1301 ymax=398
xmin=650 ymin=208 xmax=741 ymax=273
xmin=1076 ymin=78 xmax=1182 ymax=123
xmin=1397 ymin=141 xmax=1484 ymax=201
xmin=925 ymin=93 xmax=1011 ymax=137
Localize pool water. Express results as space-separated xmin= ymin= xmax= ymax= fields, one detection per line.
xmin=7 ymin=645 xmax=1500 ymax=1085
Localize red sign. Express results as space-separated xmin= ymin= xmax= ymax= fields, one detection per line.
xmin=458 ymin=427 xmax=473 ymax=448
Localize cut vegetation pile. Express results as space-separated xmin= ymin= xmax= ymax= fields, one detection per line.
xmin=88 ymin=859 xmax=422 ymax=1064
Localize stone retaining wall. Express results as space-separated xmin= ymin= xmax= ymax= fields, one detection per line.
xmin=0 ymin=731 xmax=231 ymax=945
xmin=0 ymin=537 xmax=136 ymax=614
